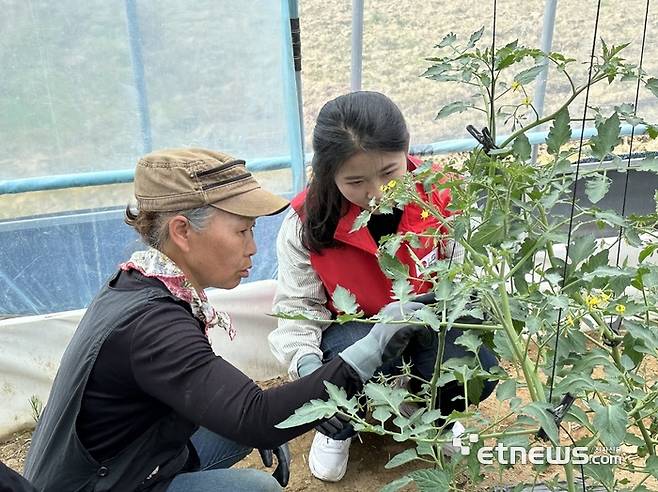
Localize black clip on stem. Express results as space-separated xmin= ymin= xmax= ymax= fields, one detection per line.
xmin=537 ymin=393 xmax=576 ymax=441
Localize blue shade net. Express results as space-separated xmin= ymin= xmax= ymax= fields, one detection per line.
xmin=0 ymin=1 xmax=296 ymax=316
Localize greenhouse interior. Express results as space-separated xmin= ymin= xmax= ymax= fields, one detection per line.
xmin=2 ymin=1 xmax=658 ymax=491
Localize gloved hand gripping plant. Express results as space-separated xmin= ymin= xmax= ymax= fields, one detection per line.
xmin=278 ymin=32 xmax=658 ymax=491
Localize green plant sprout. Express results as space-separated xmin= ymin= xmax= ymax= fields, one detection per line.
xmin=277 ymin=31 xmax=658 ymax=492
xmin=29 ymin=395 xmax=43 ymax=424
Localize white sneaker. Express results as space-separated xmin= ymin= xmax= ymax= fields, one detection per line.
xmin=308 ymin=431 xmax=352 ymax=482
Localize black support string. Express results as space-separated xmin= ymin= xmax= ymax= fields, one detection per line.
xmin=615 ymin=0 xmax=651 ymax=266
xmin=543 ymin=6 xmax=603 ymax=487
xmin=548 ymin=0 xmax=603 ymax=403
xmin=490 ymin=0 xmax=497 ymax=137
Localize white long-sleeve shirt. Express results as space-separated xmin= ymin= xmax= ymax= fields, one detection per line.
xmin=268 ymin=208 xmax=465 ymax=380
xmin=268 ymin=209 xmax=332 ymax=380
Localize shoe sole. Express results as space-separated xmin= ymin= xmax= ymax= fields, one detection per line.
xmin=308 ymin=451 xmax=348 ymax=482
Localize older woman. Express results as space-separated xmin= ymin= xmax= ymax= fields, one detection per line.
xmin=23 ymin=148 xmax=428 ymax=492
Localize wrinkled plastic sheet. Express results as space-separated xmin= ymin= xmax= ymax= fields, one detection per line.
xmin=0 ymin=207 xmax=286 ymax=317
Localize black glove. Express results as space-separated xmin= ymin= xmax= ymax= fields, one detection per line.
xmin=315 ymin=413 xmax=355 ymax=440
xmin=258 ymin=443 xmax=291 ymax=487
xmin=339 ymin=301 xmax=430 ymax=382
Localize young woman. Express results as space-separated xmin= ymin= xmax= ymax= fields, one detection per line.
xmin=269 ymin=92 xmax=498 ymax=482
xmin=23 ymin=148 xmax=430 ymax=492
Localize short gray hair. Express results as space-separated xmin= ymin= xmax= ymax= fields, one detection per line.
xmin=125 ymin=205 xmax=215 ymax=250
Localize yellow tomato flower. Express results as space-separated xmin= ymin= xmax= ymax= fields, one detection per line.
xmin=420 ymin=209 xmax=431 ymax=220
xmin=380 ymin=184 xmax=389 ymax=192
xmin=566 ymin=314 xmax=575 ymax=327
xmin=615 ymin=304 xmax=626 ymax=315
xmin=522 ymin=96 xmax=532 ymax=107
xmin=585 ymin=294 xmax=601 ymax=309
xmin=511 ymin=80 xmax=521 ymax=91
xmin=387 ymin=179 xmax=397 ymax=189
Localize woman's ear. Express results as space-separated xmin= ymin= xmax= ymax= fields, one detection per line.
xmin=167 ymin=215 xmax=192 ymax=253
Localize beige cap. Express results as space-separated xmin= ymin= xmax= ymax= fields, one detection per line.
xmin=134 ymin=148 xmax=289 ymax=217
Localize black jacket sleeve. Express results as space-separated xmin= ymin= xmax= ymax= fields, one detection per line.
xmin=130 ymin=300 xmax=362 ymax=449
xmin=0 ymin=462 xmax=37 ymax=492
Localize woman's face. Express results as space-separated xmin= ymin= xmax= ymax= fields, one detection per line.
xmin=334 ymin=150 xmax=407 ymax=213
xmin=184 ymin=209 xmax=257 ymax=290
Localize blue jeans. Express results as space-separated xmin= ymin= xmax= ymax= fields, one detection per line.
xmin=321 ymin=321 xmax=498 ymax=433
xmin=167 ymin=427 xmax=281 ymax=492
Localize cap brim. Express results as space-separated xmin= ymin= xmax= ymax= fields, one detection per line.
xmin=210 ymin=188 xmax=289 ymax=217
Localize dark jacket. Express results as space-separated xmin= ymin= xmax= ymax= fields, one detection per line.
xmin=0 ymin=461 xmax=37 ymax=492
xmin=24 ymin=273 xmax=195 ymax=491
xmin=24 ymin=270 xmax=362 ymax=491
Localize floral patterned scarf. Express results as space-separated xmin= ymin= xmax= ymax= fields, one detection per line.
xmin=120 ymin=248 xmax=235 ymax=341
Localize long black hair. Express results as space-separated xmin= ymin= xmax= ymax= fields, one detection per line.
xmin=301 ymin=91 xmax=410 ymax=252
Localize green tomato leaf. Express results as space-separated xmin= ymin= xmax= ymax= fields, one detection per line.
xmin=410 ymin=468 xmax=451 ymax=492
xmin=625 ymin=319 xmax=658 ymax=355
xmin=378 ymin=252 xmax=410 ymax=280
xmin=436 ymin=101 xmax=473 ymax=120
xmin=380 ymin=475 xmax=414 ymax=492
xmin=351 ymin=210 xmax=371 ymax=232
xmin=648 ymin=124 xmax=658 ymax=140
xmin=581 ymin=249 xmax=611 ymax=274
xmin=646 ymin=77 xmax=658 ymax=99
xmin=372 ymin=406 xmax=392 ymax=423
xmin=514 ymin=64 xmax=545 ymax=85
xmin=639 ymin=244 xmax=658 ymax=263
xmin=646 ymin=456 xmax=658 ymax=479
xmin=392 ymin=278 xmax=413 ymax=303
xmin=593 ymin=209 xmax=626 ymax=227
xmin=420 ymin=409 xmax=444 ymax=425
xmin=415 ymin=306 xmax=441 ymax=329
xmin=385 ymin=448 xmax=419 ymax=469
xmin=364 ymin=383 xmax=407 ymax=410
xmin=470 ymin=213 xmax=506 ymax=253
xmin=636 ymin=157 xmax=658 ymax=173
xmin=455 ymin=331 xmax=482 ymax=354
xmin=512 ymin=133 xmax=532 ymax=161
xmin=568 ymin=234 xmax=597 ymax=268
xmin=590 ymin=400 xmax=628 ymax=449
xmin=624 ymin=226 xmax=643 ymax=248
xmin=585 ymin=172 xmax=611 ymax=204
xmin=466 ymin=27 xmax=485 ymax=49
xmin=496 ymin=379 xmax=517 ymax=400
xmin=434 ymin=278 xmax=453 ymax=301
xmin=493 ymin=329 xmax=517 ymax=361
xmin=590 ymin=112 xmax=621 ymax=161
xmin=436 ymin=32 xmax=457 ymax=48
xmin=546 ymin=107 xmax=572 ymax=155
xmin=523 ymin=402 xmax=559 ymax=444
xmin=324 ymin=382 xmax=358 ymax=414
xmin=382 ymin=234 xmax=404 ymax=257
xmin=583 ymin=462 xmax=616 ymax=489
xmin=275 ymin=399 xmax=338 ymax=428
xmin=581 ymin=266 xmax=634 ymax=282
xmin=331 ymin=285 xmax=359 ymax=315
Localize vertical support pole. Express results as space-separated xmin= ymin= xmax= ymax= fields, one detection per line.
xmin=289 ymin=0 xmax=306 ymax=173
xmin=531 ymin=0 xmax=559 ymax=163
xmin=351 ymin=0 xmax=364 ymax=91
xmin=282 ymin=0 xmax=305 ymax=192
xmin=124 ymin=0 xmax=153 ymax=154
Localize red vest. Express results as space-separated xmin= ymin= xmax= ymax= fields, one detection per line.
xmin=290 ymin=156 xmax=452 ymax=317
